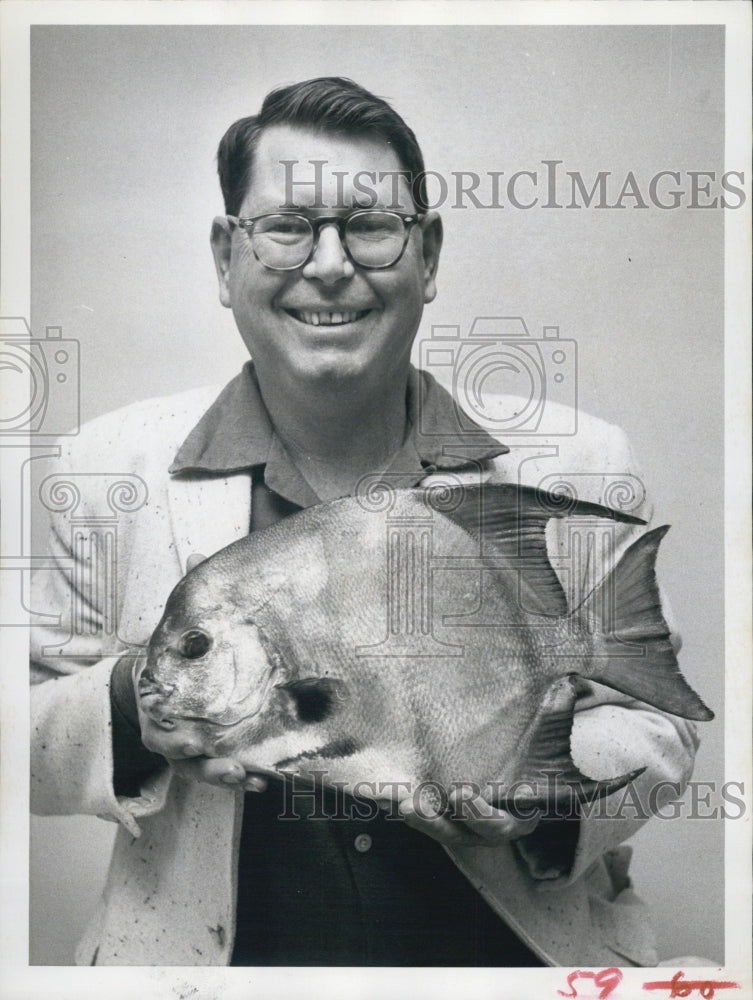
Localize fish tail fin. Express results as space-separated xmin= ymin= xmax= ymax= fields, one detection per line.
xmin=579 ymin=526 xmax=713 ymax=721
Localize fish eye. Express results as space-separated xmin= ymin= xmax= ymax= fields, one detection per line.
xmin=178 ymin=629 xmax=212 ymax=660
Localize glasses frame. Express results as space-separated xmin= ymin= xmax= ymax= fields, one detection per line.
xmin=225 ymin=209 xmax=426 ymax=271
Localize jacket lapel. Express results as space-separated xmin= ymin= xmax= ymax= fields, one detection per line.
xmin=166 ymin=471 xmax=252 ymax=572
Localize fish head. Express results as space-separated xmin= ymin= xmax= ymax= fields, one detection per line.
xmin=136 ymin=568 xmax=280 ymax=758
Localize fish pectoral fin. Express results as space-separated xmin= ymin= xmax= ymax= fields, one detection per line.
xmin=433 ymin=483 xmax=643 ymax=618
xmin=491 ymin=676 xmax=644 ymax=811
xmin=275 ymin=676 xmax=348 ymax=724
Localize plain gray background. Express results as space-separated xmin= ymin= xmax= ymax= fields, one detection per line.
xmin=29 ymin=25 xmax=725 ymax=964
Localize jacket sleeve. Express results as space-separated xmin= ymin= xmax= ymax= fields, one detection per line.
xmin=507 ymin=422 xmax=702 ymax=885
xmin=30 ymin=436 xmax=172 ymax=838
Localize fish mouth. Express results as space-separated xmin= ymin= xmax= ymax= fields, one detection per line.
xmin=137 ymin=668 xmax=175 ymax=701
xmin=138 ymin=705 xmax=266 ymax=731
xmin=284 ymin=308 xmax=372 ymax=327
xmin=137 ymin=658 xmax=278 ymax=729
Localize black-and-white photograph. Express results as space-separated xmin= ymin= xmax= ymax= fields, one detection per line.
xmin=1 ymin=3 xmax=750 ymax=998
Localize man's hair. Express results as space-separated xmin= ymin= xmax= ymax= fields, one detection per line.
xmin=217 ymin=76 xmax=428 ymax=215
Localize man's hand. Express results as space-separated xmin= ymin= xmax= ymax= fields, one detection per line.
xmin=131 ymin=659 xmax=270 ymax=794
xmin=397 ymin=786 xmax=540 ymax=848
xmin=167 ymin=755 xmax=269 ymax=794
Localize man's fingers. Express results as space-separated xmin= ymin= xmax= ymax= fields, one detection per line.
xmin=398 ymin=799 xmax=478 ymax=847
xmin=169 ymin=757 xmax=268 ymax=793
xmin=243 ymin=774 xmax=268 ymax=793
xmin=460 ymin=809 xmax=539 ymax=841
xmin=169 ymin=757 xmax=243 ymax=786
xmin=397 ymin=789 xmax=541 ymax=847
xmin=449 ymin=787 xmax=540 ymax=840
xmin=186 ymin=552 xmax=207 ymax=573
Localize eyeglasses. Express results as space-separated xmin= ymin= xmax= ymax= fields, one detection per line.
xmin=225 ymin=209 xmax=425 ymax=271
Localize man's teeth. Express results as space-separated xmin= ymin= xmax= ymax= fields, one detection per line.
xmin=290 ymin=309 xmax=368 ymax=326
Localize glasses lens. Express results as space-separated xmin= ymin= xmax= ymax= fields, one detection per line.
xmin=345 ymin=212 xmax=406 ymax=267
xmin=252 ymin=215 xmax=313 ymax=269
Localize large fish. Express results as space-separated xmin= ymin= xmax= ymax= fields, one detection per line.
xmin=136 ymin=484 xmax=712 ymax=811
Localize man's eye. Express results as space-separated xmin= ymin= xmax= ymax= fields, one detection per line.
xmin=259 ymin=218 xmax=309 ymax=242
xmin=179 ymin=629 xmax=212 ymax=659
xmin=273 ymin=222 xmax=307 ymax=235
xmin=348 ymin=216 xmax=400 ymax=240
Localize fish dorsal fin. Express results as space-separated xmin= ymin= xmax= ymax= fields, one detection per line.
xmin=428 ymin=483 xmax=645 ymax=618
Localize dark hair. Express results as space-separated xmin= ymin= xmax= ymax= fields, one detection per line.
xmin=216 ymin=77 xmax=428 ymax=215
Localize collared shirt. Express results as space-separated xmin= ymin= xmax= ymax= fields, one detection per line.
xmin=163 ymin=363 xmax=541 ymax=967
xmin=169 ymin=360 xmax=509 ymax=507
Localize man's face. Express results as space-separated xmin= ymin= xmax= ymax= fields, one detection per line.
xmin=211 ymin=125 xmax=442 ymax=389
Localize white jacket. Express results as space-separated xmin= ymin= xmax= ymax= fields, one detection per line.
xmin=30 ymin=383 xmax=698 ymax=966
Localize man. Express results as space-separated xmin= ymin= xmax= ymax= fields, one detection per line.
xmin=30 ymin=77 xmax=697 ymax=966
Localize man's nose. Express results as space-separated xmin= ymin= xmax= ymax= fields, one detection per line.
xmin=301 ymin=224 xmax=355 ymax=285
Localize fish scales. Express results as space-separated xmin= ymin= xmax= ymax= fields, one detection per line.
xmin=137 ymin=483 xmax=713 ymax=810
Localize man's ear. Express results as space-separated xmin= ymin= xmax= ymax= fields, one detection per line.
xmin=420 ymin=212 xmax=443 ymax=304
xmin=210 ymin=217 xmax=233 ymax=308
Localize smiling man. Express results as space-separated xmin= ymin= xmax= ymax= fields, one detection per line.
xmin=208 ymin=118 xmax=443 ymax=502
xmin=30 ymin=77 xmax=698 ymax=967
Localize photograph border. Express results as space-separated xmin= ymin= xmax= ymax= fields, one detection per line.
xmin=1 ymin=2 xmax=750 ymax=998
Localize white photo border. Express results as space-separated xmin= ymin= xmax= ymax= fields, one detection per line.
xmin=1 ymin=2 xmax=750 ymax=998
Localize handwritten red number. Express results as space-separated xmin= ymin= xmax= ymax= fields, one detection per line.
xmin=558 ymin=967 xmax=623 ymax=999
xmin=642 ymin=970 xmax=741 ymax=998
xmin=557 ymin=970 xmax=580 ymax=998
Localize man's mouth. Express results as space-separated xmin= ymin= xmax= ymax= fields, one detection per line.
xmin=285 ymin=308 xmax=371 ymax=327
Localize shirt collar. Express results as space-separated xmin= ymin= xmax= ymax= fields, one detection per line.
xmin=170 ymin=361 xmax=508 ymax=504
